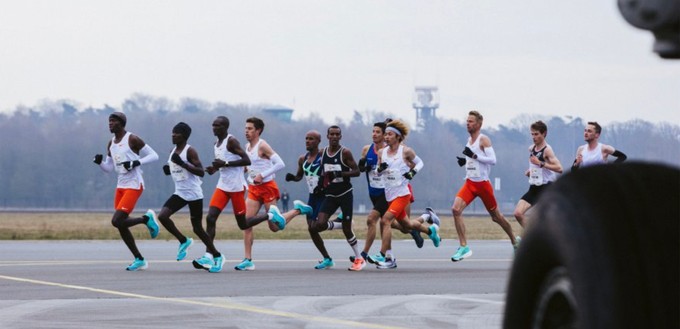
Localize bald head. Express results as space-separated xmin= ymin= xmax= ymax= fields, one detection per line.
xmin=305 ymin=130 xmax=321 ymax=151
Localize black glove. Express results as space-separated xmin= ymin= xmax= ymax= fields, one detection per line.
xmin=456 ymin=156 xmax=466 ymax=167
xmin=171 ymin=153 xmax=186 ymax=167
xmin=285 ymin=173 xmax=296 ymax=182
xmin=121 ymin=160 xmax=141 ymax=171
xmin=462 ymin=147 xmax=476 ymax=158
xmin=403 ymin=169 xmax=417 ymax=180
xmin=163 ymin=164 xmax=171 ymax=175
xmin=358 ymin=158 xmax=367 ymax=172
xmin=377 ymin=162 xmax=389 ymax=173
xmin=329 ymin=171 xmax=343 ymax=179
xmin=93 ymin=154 xmax=103 ymax=165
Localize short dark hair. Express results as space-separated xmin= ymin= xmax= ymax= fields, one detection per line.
xmin=587 ymin=121 xmax=602 ymax=134
xmin=373 ymin=122 xmax=387 ymax=133
xmin=247 ymin=117 xmax=265 ymax=134
xmin=530 ymin=120 xmax=547 ymax=135
xmin=216 ymin=116 xmax=230 ymax=129
xmin=327 ymin=125 xmax=341 ymax=134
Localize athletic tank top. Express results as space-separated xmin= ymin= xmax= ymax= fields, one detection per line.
xmin=580 ymin=143 xmax=605 ymax=167
xmin=110 ymin=132 xmax=144 ymax=189
xmin=465 ymin=134 xmax=491 ymax=182
xmin=321 ymin=146 xmax=353 ymax=197
xmin=215 ymin=134 xmax=247 ymax=192
xmin=380 ymin=145 xmax=410 ymax=202
xmin=246 ymin=139 xmax=274 ymax=184
xmin=302 ymin=152 xmax=322 ymax=194
xmin=168 ymin=145 xmax=203 ymax=201
xmin=365 ymin=143 xmax=385 ymax=196
xmin=527 ymin=144 xmax=556 ymax=186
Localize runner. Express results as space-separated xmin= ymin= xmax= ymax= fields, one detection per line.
xmin=572 ymin=121 xmax=627 ymax=169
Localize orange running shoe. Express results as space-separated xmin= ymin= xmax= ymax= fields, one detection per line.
xmin=348 ymin=257 xmax=366 ymax=271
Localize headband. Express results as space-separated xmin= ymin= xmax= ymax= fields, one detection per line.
xmin=386 ymin=126 xmax=402 ymax=136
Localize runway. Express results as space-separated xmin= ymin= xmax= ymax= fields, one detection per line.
xmin=0 ymin=239 xmax=515 ymax=328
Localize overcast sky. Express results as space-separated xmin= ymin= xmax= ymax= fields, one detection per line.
xmin=1 ymin=1 xmax=678 ymax=128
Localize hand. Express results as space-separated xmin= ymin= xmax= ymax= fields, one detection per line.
xmin=212 ymin=159 xmax=227 ymax=168
xmin=285 ymin=173 xmax=296 ymax=182
xmin=358 ymin=157 xmax=367 ymax=172
xmin=93 ymin=154 xmax=103 ymax=165
xmin=205 ymin=166 xmax=217 ymax=175
xmin=403 ymin=169 xmax=417 ymax=180
xmin=163 ymin=164 xmax=171 ymax=175
xmin=462 ymin=147 xmax=476 ymax=158
xmin=121 ymin=160 xmax=141 ymax=171
xmin=456 ymin=156 xmax=466 ymax=167
xmin=377 ymin=162 xmax=389 ymax=173
xmin=171 ymin=153 xmax=186 ymax=167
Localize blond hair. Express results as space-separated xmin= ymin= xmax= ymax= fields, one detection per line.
xmin=468 ymin=110 xmax=483 ymax=123
xmin=387 ymin=119 xmax=409 ymax=141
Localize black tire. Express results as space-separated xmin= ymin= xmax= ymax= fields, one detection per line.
xmin=504 ymin=162 xmax=679 ymax=329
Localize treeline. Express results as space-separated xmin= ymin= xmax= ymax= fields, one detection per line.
xmin=1 ymin=96 xmax=678 ymax=212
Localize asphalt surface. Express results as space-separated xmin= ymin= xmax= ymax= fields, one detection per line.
xmin=0 ymin=239 xmax=515 ymax=328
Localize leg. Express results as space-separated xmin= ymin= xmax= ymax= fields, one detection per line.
xmin=188 ymin=199 xmax=219 ymax=256
xmin=363 ymin=210 xmax=380 ymax=254
xmin=490 ymin=207 xmax=518 ymax=245
xmin=111 ymin=210 xmax=143 ymax=259
xmin=205 ymin=206 xmax=222 ymax=242
xmin=242 ymin=198 xmax=263 ymax=260
xmin=514 ymin=199 xmax=532 ymax=228
xmin=158 ymin=195 xmax=189 ymax=243
xmin=452 ymin=197 xmax=468 ymax=246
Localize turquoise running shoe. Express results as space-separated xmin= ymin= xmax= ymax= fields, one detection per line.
xmin=428 ymin=224 xmax=441 ymax=247
xmin=333 ymin=212 xmax=344 ymax=223
xmin=145 ymin=209 xmax=160 ymax=239
xmin=315 ymin=258 xmax=334 ymax=270
xmin=451 ymin=245 xmax=472 ymax=262
xmin=176 ymin=237 xmax=193 ymax=261
xmin=192 ymin=254 xmax=213 ymax=270
xmin=209 ymin=256 xmax=225 ymax=273
xmin=126 ymin=258 xmax=148 ymax=271
xmin=293 ymin=200 xmax=313 ymax=216
xmin=234 ymin=258 xmax=255 ymax=271
xmin=366 ymin=253 xmax=385 ymax=264
xmin=376 ymin=257 xmax=397 ymax=269
xmin=268 ymin=205 xmax=286 ymax=230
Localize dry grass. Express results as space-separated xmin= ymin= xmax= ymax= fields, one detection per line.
xmin=0 ymin=212 xmax=524 ymax=241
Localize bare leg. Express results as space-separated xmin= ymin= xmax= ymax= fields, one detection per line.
xmin=452 ymin=197 xmax=468 ymax=246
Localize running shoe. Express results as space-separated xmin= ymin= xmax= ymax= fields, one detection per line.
xmin=366 ymin=253 xmax=385 ymax=264
xmin=428 ymin=224 xmax=441 ymax=247
xmin=293 ymin=200 xmax=313 ymax=216
xmin=145 ymin=209 xmax=160 ymax=239
xmin=376 ymin=257 xmax=397 ymax=269
xmin=349 ymin=251 xmax=369 ymax=263
xmin=425 ymin=207 xmax=441 ymax=226
xmin=192 ymin=254 xmax=213 ymax=270
xmin=126 ymin=258 xmax=148 ymax=271
xmin=315 ymin=258 xmax=334 ymax=270
xmin=234 ymin=258 xmax=255 ymax=271
xmin=268 ymin=205 xmax=286 ymax=230
xmin=348 ymin=257 xmax=366 ymax=271
xmin=176 ymin=237 xmax=193 ymax=261
xmin=451 ymin=245 xmax=472 ymax=262
xmin=209 ymin=256 xmax=226 ymax=273
xmin=410 ymin=229 xmax=424 ymax=248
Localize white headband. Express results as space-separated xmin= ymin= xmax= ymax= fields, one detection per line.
xmin=386 ymin=126 xmax=402 ymax=136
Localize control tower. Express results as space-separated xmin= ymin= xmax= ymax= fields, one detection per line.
xmin=412 ymin=86 xmax=439 ymax=128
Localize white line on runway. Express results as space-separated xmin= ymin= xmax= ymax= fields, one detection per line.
xmin=0 ymin=258 xmax=511 ymax=266
xmin=0 ymin=274 xmax=407 ymax=329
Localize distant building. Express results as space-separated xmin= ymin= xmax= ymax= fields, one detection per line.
xmin=262 ymin=107 xmax=294 ymax=122
xmin=412 ymin=86 xmax=439 ymax=128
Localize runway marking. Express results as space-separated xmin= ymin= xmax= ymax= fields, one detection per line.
xmin=429 ymin=294 xmax=504 ymax=305
xmin=0 ymin=274 xmax=407 ymax=329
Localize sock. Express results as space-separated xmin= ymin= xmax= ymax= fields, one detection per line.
xmin=267 ymin=213 xmax=273 ymax=220
xmin=361 ymin=251 xmax=368 ymax=259
xmin=327 ymin=221 xmax=339 ymax=230
xmin=204 ymin=252 xmax=214 ymax=259
xmin=212 ymin=252 xmax=221 ymax=258
xmin=385 ymin=250 xmax=393 ymax=260
xmin=421 ymin=213 xmax=431 ymax=222
xmin=347 ymin=235 xmax=361 ymax=259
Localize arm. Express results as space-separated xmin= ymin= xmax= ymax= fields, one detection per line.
xmin=94 ymin=141 xmax=114 ymax=172
xmin=129 ymin=135 xmax=159 ymax=165
xmin=342 ymin=148 xmax=361 ymax=178
xmin=571 ymin=146 xmax=584 ymax=171
xmin=403 ymin=147 xmax=422 ymax=179
xmin=357 ymin=145 xmax=370 ymax=172
xmin=474 ymin=136 xmax=497 ymax=165
xmin=184 ymin=147 xmax=205 ymax=177
xmin=221 ymin=136 xmax=251 ymax=168
xmin=603 ymin=144 xmax=627 ymax=163
xmin=285 ymin=155 xmax=306 ymax=182
xmin=543 ymin=146 xmax=563 ymax=173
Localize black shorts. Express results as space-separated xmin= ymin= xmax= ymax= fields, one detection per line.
xmin=320 ymin=191 xmax=353 ymax=222
xmin=162 ymin=194 xmax=203 ymax=219
xmin=520 ymin=183 xmax=552 ymax=205
xmin=370 ymin=193 xmax=389 ymax=217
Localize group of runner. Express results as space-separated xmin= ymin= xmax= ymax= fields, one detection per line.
xmin=93 ymin=110 xmax=626 ymax=272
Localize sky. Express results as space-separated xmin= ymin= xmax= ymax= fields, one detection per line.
xmin=1 ymin=0 xmax=678 ymax=128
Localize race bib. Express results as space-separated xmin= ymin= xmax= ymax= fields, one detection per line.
xmin=113 ymin=154 xmax=127 ymax=174
xmin=170 ymin=162 xmax=188 ymax=181
xmin=324 ymin=164 xmax=343 ymax=183
xmin=466 ymin=158 xmax=481 ymax=178
xmin=305 ymin=175 xmax=319 ymax=194
xmin=246 ymin=169 xmax=260 ymax=185
xmin=368 ymin=171 xmax=385 ymax=189
xmin=529 ymin=167 xmax=543 ymax=186
xmin=383 ymin=169 xmax=401 ymax=188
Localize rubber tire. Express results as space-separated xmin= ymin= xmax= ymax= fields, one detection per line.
xmin=503 ymin=162 xmax=679 ymax=329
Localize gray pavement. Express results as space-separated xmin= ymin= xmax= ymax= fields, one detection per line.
xmin=0 ymin=239 xmax=515 ymax=328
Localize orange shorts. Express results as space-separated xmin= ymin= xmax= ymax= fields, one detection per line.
xmin=387 ymin=195 xmax=411 ymax=221
xmin=455 ymin=179 xmax=498 ymax=211
xmin=247 ymin=180 xmax=280 ymax=204
xmin=209 ymin=188 xmax=247 ymax=215
xmin=114 ymin=187 xmax=143 ymax=214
